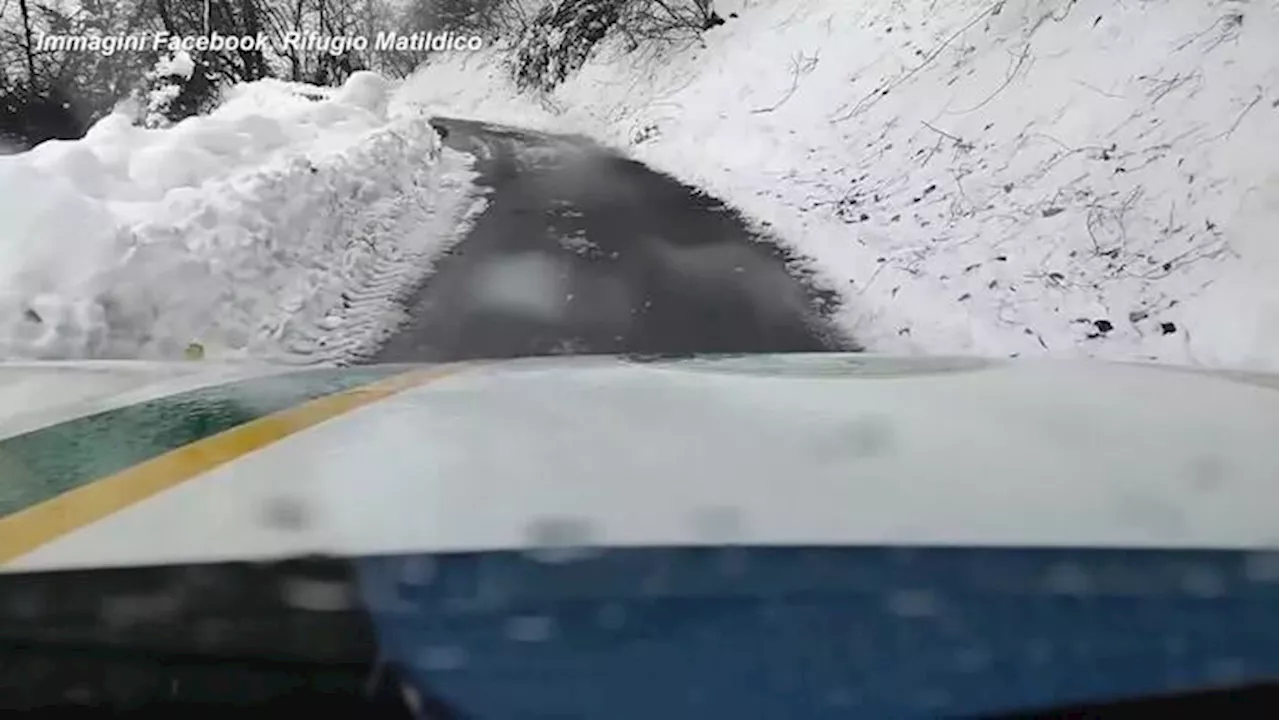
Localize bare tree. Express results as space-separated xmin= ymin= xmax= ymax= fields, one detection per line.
xmin=0 ymin=0 xmax=444 ymax=145
xmin=1 ymin=0 xmax=157 ymax=146
xmin=512 ymin=0 xmax=722 ymax=92
xmin=615 ymin=0 xmax=722 ymax=49
xmin=16 ymin=0 xmax=33 ymax=81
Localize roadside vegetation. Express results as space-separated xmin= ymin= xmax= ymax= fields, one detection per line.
xmin=0 ymin=0 xmax=724 ymax=149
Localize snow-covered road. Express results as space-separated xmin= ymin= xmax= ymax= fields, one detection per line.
xmin=371 ymin=117 xmax=848 ymax=362
xmin=401 ymin=0 xmax=1277 ymax=373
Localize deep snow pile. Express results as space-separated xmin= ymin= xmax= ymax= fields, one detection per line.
xmin=0 ymin=72 xmax=485 ymax=364
xmin=396 ymin=0 xmax=1278 ymax=372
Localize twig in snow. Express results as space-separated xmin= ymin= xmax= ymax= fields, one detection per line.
xmin=752 ymin=51 xmax=819 ymax=114
xmin=1083 ymin=187 xmax=1143 ymax=256
xmin=856 ymin=262 xmax=887 ymax=296
xmin=1121 ymin=237 xmax=1230 ymax=281
xmin=1119 ymin=186 xmax=1144 ymax=215
xmin=921 ymin=120 xmax=963 ymax=144
xmin=1032 ymin=0 xmax=1080 ymax=30
xmin=951 ymin=170 xmax=974 ymax=212
xmin=1072 ymin=79 xmax=1126 ymax=99
xmin=1200 ymin=89 xmax=1264 ymax=143
xmin=1138 ymin=71 xmax=1202 ymax=105
xmin=945 ymin=42 xmax=1032 ymax=116
xmin=1173 ymin=16 xmax=1225 ymax=51
xmin=918 ymin=136 xmax=945 ymax=166
xmin=918 ymin=119 xmax=975 ymax=164
xmin=1203 ymin=11 xmax=1244 ymax=53
xmin=1174 ymin=11 xmax=1244 ymax=53
xmin=830 ymin=0 xmax=1004 ymax=123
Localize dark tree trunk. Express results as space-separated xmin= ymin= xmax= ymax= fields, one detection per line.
xmin=17 ymin=0 xmax=37 ymax=83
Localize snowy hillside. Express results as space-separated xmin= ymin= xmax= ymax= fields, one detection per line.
xmin=396 ymin=0 xmax=1278 ymax=372
xmin=0 ymin=72 xmax=485 ymax=364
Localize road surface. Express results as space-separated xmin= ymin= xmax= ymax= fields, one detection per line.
xmin=369 ymin=118 xmax=848 ymax=363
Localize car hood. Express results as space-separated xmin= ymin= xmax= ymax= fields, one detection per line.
xmin=0 ymin=353 xmax=1275 ymax=572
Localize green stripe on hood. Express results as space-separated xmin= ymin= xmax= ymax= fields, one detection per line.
xmin=0 ymin=366 xmax=407 ymax=518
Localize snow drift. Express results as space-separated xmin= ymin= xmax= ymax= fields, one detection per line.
xmin=0 ymin=72 xmax=485 ymax=364
xmin=396 ymin=0 xmax=1278 ymax=372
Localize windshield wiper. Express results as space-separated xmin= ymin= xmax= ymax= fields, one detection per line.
xmin=976 ymin=680 xmax=1276 ymax=718
xmin=0 ymin=556 xmax=462 ymax=718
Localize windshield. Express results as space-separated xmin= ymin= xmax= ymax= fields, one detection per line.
xmin=0 ymin=0 xmax=1276 ymax=717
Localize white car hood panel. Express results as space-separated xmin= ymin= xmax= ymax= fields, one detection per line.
xmin=1 ymin=354 xmax=1275 ymax=571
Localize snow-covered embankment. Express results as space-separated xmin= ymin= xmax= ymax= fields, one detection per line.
xmin=399 ymin=0 xmax=1278 ymax=372
xmin=0 ymin=72 xmax=486 ymax=364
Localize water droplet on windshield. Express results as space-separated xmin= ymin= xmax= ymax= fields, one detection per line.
xmin=261 ymin=495 xmax=309 ymax=531
xmin=1206 ymin=657 xmax=1247 ymax=683
xmin=596 ymin=603 xmax=627 ymax=629
xmin=417 ymin=645 xmax=468 ymax=671
xmin=955 ymin=647 xmax=991 ymax=672
xmin=1026 ymin=639 xmax=1055 ymax=665
xmin=506 ymin=614 xmax=555 ymax=642
xmin=824 ymin=688 xmax=855 ymax=707
xmin=1185 ymin=455 xmax=1226 ymax=491
xmin=848 ymin=414 xmax=894 ymax=458
xmin=1243 ymin=552 xmax=1277 ymax=583
xmin=1044 ymin=562 xmax=1093 ymax=595
xmin=885 ymin=589 xmax=938 ymax=618
xmin=397 ymin=556 xmax=435 ymax=586
xmin=1180 ymin=564 xmax=1225 ymax=598
xmin=917 ymin=689 xmax=952 ymax=710
xmin=400 ymin=685 xmax=422 ymax=714
xmin=692 ymin=506 xmax=744 ymax=543
xmin=101 ymin=592 xmax=182 ymax=626
xmin=523 ymin=516 xmax=603 ymax=564
xmin=280 ymin=578 xmax=354 ymax=611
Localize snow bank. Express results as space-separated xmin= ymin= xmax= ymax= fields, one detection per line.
xmin=1 ymin=72 xmax=486 ymax=364
xmin=396 ymin=0 xmax=1278 ymax=372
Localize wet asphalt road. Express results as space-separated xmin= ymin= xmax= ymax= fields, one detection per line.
xmin=369 ymin=118 xmax=848 ymax=363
